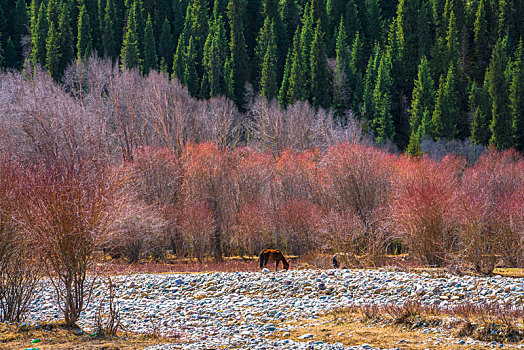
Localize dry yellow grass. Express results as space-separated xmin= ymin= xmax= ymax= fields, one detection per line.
xmin=272 ymin=308 xmax=507 ymax=350
xmin=0 ymin=321 xmax=178 ymax=350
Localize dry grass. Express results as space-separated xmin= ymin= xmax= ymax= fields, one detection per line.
xmin=273 ymin=307 xmax=503 ymax=350
xmin=0 ymin=321 xmax=179 ymax=350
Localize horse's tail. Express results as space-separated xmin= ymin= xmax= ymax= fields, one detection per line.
xmin=259 ymin=251 xmax=265 ymax=269
xmin=281 ymin=252 xmax=289 ymax=270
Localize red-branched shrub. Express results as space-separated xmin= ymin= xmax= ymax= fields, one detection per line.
xmin=18 ymin=162 xmax=115 ymax=326
xmin=180 ymin=200 xmax=215 ymax=261
xmin=277 ymin=199 xmax=322 ymax=255
xmin=181 ymin=143 xmax=236 ymax=260
xmin=392 ymin=156 xmax=462 ymax=267
xmin=0 ymin=156 xmax=40 ymax=322
xmin=321 ymin=143 xmax=394 ymax=259
xmin=231 ymin=203 xmax=274 ymax=257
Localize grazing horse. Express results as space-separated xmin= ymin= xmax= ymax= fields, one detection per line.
xmin=259 ymin=249 xmax=289 ymax=271
xmin=332 ymin=253 xmax=340 ymax=268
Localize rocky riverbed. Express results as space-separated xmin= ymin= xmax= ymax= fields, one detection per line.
xmin=25 ymin=268 xmax=524 ymax=349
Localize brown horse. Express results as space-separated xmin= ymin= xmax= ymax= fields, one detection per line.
xmin=259 ymin=249 xmax=289 ymax=271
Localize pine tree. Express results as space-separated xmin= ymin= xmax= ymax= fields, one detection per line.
xmin=77 ymin=4 xmax=93 ymax=60
xmin=372 ymin=54 xmax=394 ymax=144
xmin=184 ymin=35 xmax=198 ymax=95
xmin=343 ymin=0 xmax=361 ymax=41
xmin=348 ymin=32 xmax=364 ymax=109
xmin=432 ymin=64 xmax=459 ymax=140
xmin=45 ymin=23 xmax=61 ymax=80
xmin=158 ymin=18 xmax=172 ymax=72
xmin=361 ymin=47 xmax=381 ymax=123
xmin=470 ymin=77 xmax=492 ymax=145
xmin=102 ymin=0 xmax=120 ymax=59
xmin=172 ymin=32 xmax=186 ymax=83
xmin=510 ymin=39 xmax=524 ymax=151
xmin=396 ymin=0 xmax=421 ymax=88
xmin=278 ymin=48 xmax=292 ymax=107
xmin=473 ymin=0 xmax=490 ymax=82
xmin=445 ymin=10 xmax=460 ymax=71
xmin=408 ymin=56 xmax=434 ymax=144
xmin=488 ymin=37 xmax=512 ymax=149
xmin=225 ymin=0 xmax=248 ymax=106
xmin=30 ymin=2 xmax=47 ymax=66
xmin=0 ymin=33 xmax=4 ymax=68
xmin=279 ymin=0 xmax=299 ymax=48
xmin=309 ymin=21 xmax=331 ymax=108
xmin=333 ymin=18 xmax=350 ymax=115
xmin=120 ymin=1 xmax=141 ymax=69
xmin=260 ymin=21 xmax=278 ymax=100
xmin=202 ymin=14 xmax=228 ymax=97
xmin=57 ymin=3 xmax=73 ymax=75
xmin=254 ymin=17 xmax=274 ymax=90
xmin=288 ymin=14 xmax=314 ymax=104
xmin=142 ymin=14 xmax=157 ymax=74
xmin=4 ymin=36 xmax=18 ymax=68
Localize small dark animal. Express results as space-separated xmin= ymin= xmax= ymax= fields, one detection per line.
xmin=259 ymin=249 xmax=289 ymax=271
xmin=332 ymin=253 xmax=339 ymax=268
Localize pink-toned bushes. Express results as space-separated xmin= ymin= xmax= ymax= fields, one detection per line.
xmin=458 ymin=150 xmax=524 ymax=272
xmin=392 ymin=156 xmax=462 ymax=267
xmin=321 ymin=144 xmax=394 ymax=263
xmin=180 ymin=201 xmax=216 ymax=262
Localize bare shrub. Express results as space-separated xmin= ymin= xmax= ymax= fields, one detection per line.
xmin=93 ymin=277 xmax=120 ymax=336
xmin=276 ymin=199 xmax=322 ymax=255
xmin=321 ymin=144 xmax=394 ymax=261
xmin=18 ymin=162 xmax=115 ymax=327
xmin=180 ymin=200 xmax=216 ymax=261
xmin=392 ymin=156 xmax=462 ymax=267
xmin=107 ymin=200 xmax=168 ymax=263
xmin=181 ymin=143 xmax=236 ymax=260
xmin=231 ymin=203 xmax=274 ymax=257
xmin=0 ymin=156 xmax=40 ymax=322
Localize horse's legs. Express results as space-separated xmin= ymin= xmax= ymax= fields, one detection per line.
xmin=275 ymin=259 xmax=280 ymax=272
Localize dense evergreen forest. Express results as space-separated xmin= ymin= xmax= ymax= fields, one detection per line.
xmin=0 ymin=0 xmax=523 ymax=151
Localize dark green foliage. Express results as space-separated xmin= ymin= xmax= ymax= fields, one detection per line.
xmin=30 ymin=2 xmax=47 ymax=66
xmin=431 ymin=64 xmax=460 ymax=140
xmin=142 ymin=14 xmax=157 ymax=74
xmin=45 ymin=23 xmax=61 ymax=80
xmin=309 ymin=21 xmax=331 ymax=108
xmin=102 ymin=0 xmax=121 ymax=59
xmin=470 ymin=78 xmax=493 ymax=145
xmin=158 ymin=18 xmax=172 ymax=72
xmin=372 ymin=54 xmax=394 ymax=144
xmin=120 ymin=0 xmax=141 ymax=69
xmin=408 ymin=56 xmax=434 ymax=148
xmin=225 ymin=0 xmax=248 ymax=106
xmin=260 ymin=20 xmax=278 ymax=100
xmin=77 ymin=4 xmax=93 ymax=60
xmin=278 ymin=48 xmax=292 ymax=106
xmin=57 ymin=3 xmax=74 ymax=75
xmin=333 ymin=18 xmax=350 ymax=115
xmin=510 ymin=39 xmax=524 ymax=151
xmin=488 ymin=38 xmax=512 ymax=149
xmin=202 ymin=14 xmax=228 ymax=97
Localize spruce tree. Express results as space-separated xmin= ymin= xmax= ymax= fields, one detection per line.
xmin=510 ymin=39 xmax=524 ymax=151
xmin=120 ymin=1 xmax=141 ymax=69
xmin=184 ymin=35 xmax=198 ymax=95
xmin=202 ymin=14 xmax=228 ymax=97
xmin=396 ymin=0 xmax=421 ymax=88
xmin=260 ymin=21 xmax=278 ymax=100
xmin=77 ymin=4 xmax=93 ymax=60
xmin=372 ymin=54 xmax=394 ymax=144
xmin=158 ymin=18 xmax=172 ymax=72
xmin=142 ymin=14 xmax=157 ymax=74
xmin=172 ymin=32 xmax=186 ymax=83
xmin=288 ymin=14 xmax=314 ymax=104
xmin=408 ymin=56 xmax=434 ymax=145
xmin=488 ymin=37 xmax=512 ymax=149
xmin=333 ymin=18 xmax=350 ymax=115
xmin=102 ymin=0 xmax=120 ymax=59
xmin=470 ymin=77 xmax=492 ymax=145
xmin=278 ymin=48 xmax=292 ymax=107
xmin=309 ymin=21 xmax=331 ymax=109
xmin=431 ymin=64 xmax=459 ymax=140
xmin=0 ymin=33 xmax=4 ymax=68
xmin=30 ymin=2 xmax=47 ymax=66
xmin=361 ymin=47 xmax=380 ymax=123
xmin=4 ymin=36 xmax=18 ymax=68
xmin=45 ymin=23 xmax=61 ymax=81
xmin=57 ymin=3 xmax=73 ymax=76
xmin=348 ymin=32 xmax=364 ymax=109
xmin=254 ymin=17 xmax=274 ymax=90
xmin=473 ymin=0 xmax=490 ymax=82
xmin=225 ymin=0 xmax=248 ymax=106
